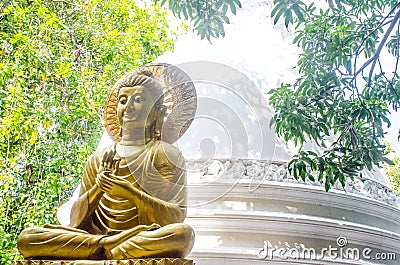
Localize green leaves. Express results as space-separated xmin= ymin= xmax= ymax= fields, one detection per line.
xmin=384 ymin=143 xmax=400 ymax=195
xmin=269 ymin=0 xmax=400 ymax=191
xmin=156 ymin=0 xmax=242 ymax=41
xmin=271 ymin=0 xmax=306 ymax=27
xmin=0 ymin=0 xmax=175 ymax=263
xmin=387 ymin=32 xmax=400 ymax=57
xmin=289 ymin=149 xmax=363 ymax=191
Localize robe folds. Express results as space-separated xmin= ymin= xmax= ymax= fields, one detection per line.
xmin=17 ymin=140 xmax=194 ymax=260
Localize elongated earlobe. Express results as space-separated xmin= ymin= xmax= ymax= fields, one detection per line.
xmin=154 ymin=105 xmax=166 ymax=140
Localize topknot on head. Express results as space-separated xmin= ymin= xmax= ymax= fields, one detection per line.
xmin=132 ymin=67 xmax=154 ymax=79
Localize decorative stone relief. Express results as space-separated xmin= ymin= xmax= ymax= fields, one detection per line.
xmin=186 ymin=159 xmax=399 ymax=207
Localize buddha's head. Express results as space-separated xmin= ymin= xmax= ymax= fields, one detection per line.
xmin=113 ymin=69 xmax=166 ymax=140
xmin=104 ymin=64 xmax=197 ymax=144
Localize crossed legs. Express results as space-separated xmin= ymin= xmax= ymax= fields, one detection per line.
xmin=17 ymin=223 xmax=194 ymax=260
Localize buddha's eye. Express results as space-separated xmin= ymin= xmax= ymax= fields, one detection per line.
xmin=134 ymin=96 xmax=145 ymax=103
xmin=119 ymin=97 xmax=127 ymax=105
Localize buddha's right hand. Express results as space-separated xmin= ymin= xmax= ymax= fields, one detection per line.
xmin=96 ymin=149 xmax=121 ymax=192
xmin=99 ymin=149 xmax=121 ymax=176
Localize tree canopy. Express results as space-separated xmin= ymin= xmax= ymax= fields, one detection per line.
xmin=0 ymin=0 xmax=174 ymax=263
xmin=269 ymin=0 xmax=400 ymax=190
xmin=162 ymin=0 xmax=400 ymax=191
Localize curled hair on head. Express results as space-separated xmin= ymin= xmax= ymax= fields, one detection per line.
xmin=132 ymin=68 xmax=154 ymax=78
xmin=114 ymin=68 xmax=164 ymax=108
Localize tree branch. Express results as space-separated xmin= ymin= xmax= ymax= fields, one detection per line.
xmin=352 ymin=3 xmax=400 ymax=88
xmin=357 ymin=18 xmax=394 ymax=55
xmin=393 ymin=21 xmax=400 ymax=81
xmin=352 ymin=57 xmax=375 ymax=80
xmin=367 ymin=9 xmax=400 ymax=87
xmin=378 ymin=59 xmax=400 ymax=103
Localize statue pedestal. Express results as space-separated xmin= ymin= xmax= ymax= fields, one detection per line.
xmin=13 ymin=259 xmax=194 ymax=265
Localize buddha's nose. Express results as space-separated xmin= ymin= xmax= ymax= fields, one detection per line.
xmin=126 ymin=97 xmax=135 ymax=111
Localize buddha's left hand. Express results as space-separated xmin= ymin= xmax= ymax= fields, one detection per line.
xmin=96 ymin=172 xmax=141 ymax=202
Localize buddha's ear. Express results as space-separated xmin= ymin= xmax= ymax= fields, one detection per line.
xmin=154 ymin=105 xmax=166 ymax=138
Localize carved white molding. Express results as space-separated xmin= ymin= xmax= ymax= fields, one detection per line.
xmin=187 ymin=212 xmax=400 ymax=253
xmin=189 ymin=250 xmax=384 ymax=265
xmin=186 ymin=159 xmax=399 ymax=207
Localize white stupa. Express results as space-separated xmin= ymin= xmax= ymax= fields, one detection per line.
xmin=153 ymin=0 xmax=400 ymax=264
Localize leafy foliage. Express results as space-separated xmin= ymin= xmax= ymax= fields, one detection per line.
xmin=387 ymin=156 xmax=400 ymax=195
xmin=384 ymin=143 xmax=400 ymax=195
xmin=268 ymin=0 xmax=400 ymax=190
xmin=0 ymin=0 xmax=174 ymax=263
xmin=271 ymin=0 xmax=305 ymax=27
xmin=154 ymin=0 xmax=242 ymax=41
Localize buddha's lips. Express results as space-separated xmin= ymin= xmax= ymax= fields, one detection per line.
xmin=123 ymin=114 xmax=137 ymax=121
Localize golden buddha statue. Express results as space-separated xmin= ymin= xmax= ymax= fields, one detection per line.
xmin=17 ymin=64 xmax=197 ymax=261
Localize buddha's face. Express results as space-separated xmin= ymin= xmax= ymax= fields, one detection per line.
xmin=117 ymin=85 xmax=156 ymax=131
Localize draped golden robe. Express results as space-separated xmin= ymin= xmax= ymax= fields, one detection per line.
xmin=17 ymin=141 xmax=194 ymax=260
